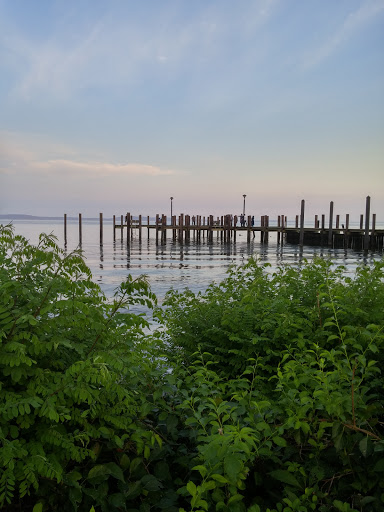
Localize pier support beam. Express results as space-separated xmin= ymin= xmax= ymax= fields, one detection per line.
xmin=79 ymin=213 xmax=82 ymax=245
xmin=364 ymin=196 xmax=371 ymax=251
xmin=328 ymin=201 xmax=334 ymax=247
xmin=299 ymin=200 xmax=305 ymax=246
xmin=64 ymin=213 xmax=67 ymax=246
xmin=126 ymin=213 xmax=131 ymax=246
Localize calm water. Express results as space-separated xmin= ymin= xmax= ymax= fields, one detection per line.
xmin=4 ymin=218 xmax=383 ymax=305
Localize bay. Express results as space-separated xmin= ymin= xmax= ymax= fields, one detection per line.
xmin=4 ymin=217 xmax=383 ymax=305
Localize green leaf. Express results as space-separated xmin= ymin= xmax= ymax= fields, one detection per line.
xmin=186 ymin=481 xmax=197 ymax=496
xmin=228 ymin=494 xmax=243 ymax=505
xmin=192 ymin=465 xmax=208 ymax=477
xmin=211 ymin=474 xmax=228 ymax=483
xmin=87 ymin=465 xmax=110 ymax=481
xmin=224 ymin=454 xmax=243 ymax=484
xmin=141 ymin=475 xmax=163 ymax=492
xmin=32 ymin=504 xmax=43 ymax=512
xmin=359 ymin=437 xmax=369 ymax=458
xmin=105 ymin=462 xmax=125 ymax=482
xmin=272 ymin=436 xmax=287 ymax=447
xmin=269 ymin=470 xmax=301 ymax=488
xmin=373 ymin=458 xmax=384 ymax=472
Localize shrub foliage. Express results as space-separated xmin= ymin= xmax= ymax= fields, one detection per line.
xmin=1 ymin=224 xmax=383 ymax=512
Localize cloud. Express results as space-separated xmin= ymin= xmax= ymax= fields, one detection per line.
xmin=0 ymin=1 xmax=281 ymax=101
xmin=0 ymin=132 xmax=181 ymax=177
xmin=302 ymin=0 xmax=384 ymax=68
xmin=35 ymin=159 xmax=177 ymax=176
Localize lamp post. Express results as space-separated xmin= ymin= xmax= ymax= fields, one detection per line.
xmin=243 ymin=194 xmax=246 ymax=216
xmin=170 ymin=196 xmax=174 ymax=218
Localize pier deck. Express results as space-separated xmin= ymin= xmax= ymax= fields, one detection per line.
xmin=65 ymin=197 xmax=383 ymax=251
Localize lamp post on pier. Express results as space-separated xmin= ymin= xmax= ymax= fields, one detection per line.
xmin=170 ymin=196 xmax=174 ymax=218
xmin=243 ymin=194 xmax=246 ymax=216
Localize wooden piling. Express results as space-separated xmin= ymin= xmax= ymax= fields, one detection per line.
xmin=345 ymin=214 xmax=350 ymax=248
xmin=139 ymin=215 xmax=142 ymax=242
xmin=295 ymin=215 xmax=299 ymax=229
xmin=126 ymin=213 xmax=131 ymax=245
xmin=179 ymin=214 xmax=184 ymax=243
xmin=265 ymin=216 xmax=269 ymax=242
xmin=99 ymin=212 xmax=103 ymax=245
xmin=172 ymin=216 xmax=177 ymax=241
xmin=336 ymin=214 xmax=340 ymax=229
xmin=360 ymin=214 xmax=364 ymax=230
xmin=162 ymin=214 xmax=167 ymax=244
xmin=147 ymin=216 xmax=150 ymax=238
xmin=364 ymin=196 xmax=370 ymax=251
xmin=328 ymin=201 xmax=334 ymax=247
xmin=260 ymin=216 xmax=265 ymax=243
xmin=314 ymin=215 xmax=318 ymax=229
xmin=64 ymin=214 xmax=67 ymax=245
xmin=113 ymin=215 xmax=116 ymax=242
xmin=79 ymin=213 xmax=82 ymax=245
xmin=121 ymin=215 xmax=124 ymax=239
xmin=155 ymin=214 xmax=159 ymax=245
xmin=299 ymin=200 xmax=305 ymax=246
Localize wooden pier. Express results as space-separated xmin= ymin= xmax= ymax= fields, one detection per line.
xmin=65 ymin=197 xmax=383 ymax=251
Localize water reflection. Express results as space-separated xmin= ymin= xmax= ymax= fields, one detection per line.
xmin=9 ymin=219 xmax=383 ymax=301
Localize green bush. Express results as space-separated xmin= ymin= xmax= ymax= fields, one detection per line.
xmin=1 ymin=225 xmax=383 ymax=512
xmin=158 ymin=257 xmax=384 ymax=511
xmin=0 ymin=225 xmax=170 ymax=511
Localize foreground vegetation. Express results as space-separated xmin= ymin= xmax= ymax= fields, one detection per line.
xmin=0 ymin=224 xmax=383 ymax=512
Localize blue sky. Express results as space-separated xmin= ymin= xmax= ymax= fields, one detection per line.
xmin=0 ymin=0 xmax=383 ymax=221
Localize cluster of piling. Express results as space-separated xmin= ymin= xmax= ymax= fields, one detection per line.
xmin=64 ymin=196 xmax=383 ymax=252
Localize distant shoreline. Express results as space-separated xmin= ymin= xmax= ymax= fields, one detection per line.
xmin=0 ymin=214 xmax=100 ymax=221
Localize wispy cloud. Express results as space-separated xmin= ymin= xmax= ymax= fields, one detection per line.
xmin=0 ymin=132 xmax=181 ymax=176
xmin=0 ymin=0 xmax=280 ymax=101
xmin=302 ymin=0 xmax=384 ymax=69
xmin=36 ymin=159 xmax=177 ymax=176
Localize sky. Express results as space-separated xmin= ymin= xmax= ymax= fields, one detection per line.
xmin=0 ymin=0 xmax=383 ymax=221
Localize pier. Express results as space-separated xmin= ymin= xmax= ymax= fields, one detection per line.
xmin=65 ymin=197 xmax=383 ymax=251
